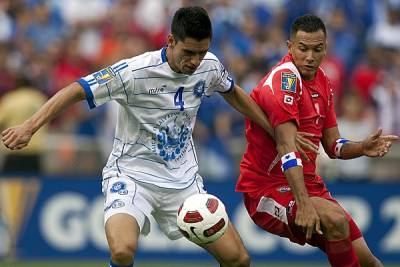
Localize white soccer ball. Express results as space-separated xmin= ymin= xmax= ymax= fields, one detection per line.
xmin=176 ymin=193 xmax=229 ymax=244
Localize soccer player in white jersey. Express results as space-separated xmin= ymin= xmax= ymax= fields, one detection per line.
xmin=2 ymin=6 xmax=316 ymax=267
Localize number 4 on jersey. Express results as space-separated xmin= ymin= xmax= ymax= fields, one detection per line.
xmin=174 ymin=86 xmax=185 ymax=111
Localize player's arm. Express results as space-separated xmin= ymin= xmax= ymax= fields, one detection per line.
xmin=221 ymin=84 xmax=274 ymax=137
xmin=221 ymin=84 xmax=318 ymax=158
xmin=1 ymin=82 xmax=86 ymax=150
xmin=321 ymin=127 xmax=399 ymax=159
xmin=275 ymin=121 xmax=321 ymax=240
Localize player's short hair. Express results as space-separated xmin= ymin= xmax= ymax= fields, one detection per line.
xmin=171 ymin=6 xmax=212 ymax=42
xmin=290 ymin=14 xmax=326 ymax=39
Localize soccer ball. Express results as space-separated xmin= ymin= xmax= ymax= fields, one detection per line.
xmin=177 ymin=193 xmax=229 ymax=244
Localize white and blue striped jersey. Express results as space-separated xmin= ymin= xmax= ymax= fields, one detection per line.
xmin=78 ymin=48 xmax=234 ymax=189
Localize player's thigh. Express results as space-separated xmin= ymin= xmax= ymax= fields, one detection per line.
xmin=105 ymin=213 xmax=140 ymax=253
xmin=201 ymin=221 xmax=248 ymax=263
xmin=103 ymin=177 xmax=152 ymax=251
xmin=310 ymin=196 xmax=347 ymax=223
xmin=352 ymin=237 xmax=382 ymax=267
xmin=153 ymin=174 xmax=206 ymax=240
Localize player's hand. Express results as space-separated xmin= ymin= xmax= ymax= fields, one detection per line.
xmin=362 ymin=128 xmax=399 ymax=157
xmin=1 ymin=124 xmax=33 ymax=150
xmin=295 ymin=132 xmax=319 ymax=162
xmin=295 ymin=200 xmax=322 ymax=240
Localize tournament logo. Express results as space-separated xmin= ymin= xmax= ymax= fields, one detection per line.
xmin=93 ymin=66 xmax=116 ymax=85
xmin=193 ymin=80 xmax=205 ymax=97
xmin=281 ymin=72 xmax=297 ymax=93
xmin=0 ymin=178 xmax=40 ymax=258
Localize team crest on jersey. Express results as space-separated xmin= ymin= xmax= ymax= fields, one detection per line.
xmin=94 ymin=66 xmax=116 ymax=85
xmin=281 ymin=72 xmax=297 ymax=93
xmin=154 ymin=112 xmax=191 ymax=162
xmin=193 ymin=80 xmax=205 ymax=97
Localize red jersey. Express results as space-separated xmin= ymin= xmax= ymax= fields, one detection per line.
xmin=236 ymin=54 xmax=337 ymax=193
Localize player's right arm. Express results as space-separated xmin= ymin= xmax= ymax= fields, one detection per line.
xmin=2 ymin=82 xmax=86 ymax=150
xmin=275 ymin=121 xmax=321 ymax=240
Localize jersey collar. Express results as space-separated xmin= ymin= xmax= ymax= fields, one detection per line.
xmin=161 ymin=47 xmax=167 ymax=63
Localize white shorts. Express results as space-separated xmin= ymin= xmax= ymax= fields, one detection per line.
xmin=102 ymin=174 xmax=206 ymax=240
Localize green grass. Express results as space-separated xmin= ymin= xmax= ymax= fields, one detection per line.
xmin=1 ymin=262 xmax=400 ymax=267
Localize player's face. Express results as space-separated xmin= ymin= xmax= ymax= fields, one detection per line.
xmin=167 ymin=34 xmax=210 ymax=75
xmin=287 ymin=30 xmax=327 ymax=81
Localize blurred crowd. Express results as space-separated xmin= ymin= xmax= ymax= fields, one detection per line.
xmin=0 ymin=0 xmax=399 ymax=181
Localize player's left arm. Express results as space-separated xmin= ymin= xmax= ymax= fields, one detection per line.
xmin=321 ymin=126 xmax=399 ymax=159
xmin=221 ymin=84 xmax=274 ymax=137
xmin=222 ymin=84 xmax=318 ymax=159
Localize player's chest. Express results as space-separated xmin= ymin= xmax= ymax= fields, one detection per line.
xmin=298 ymin=84 xmax=329 ymax=127
xmin=132 ymin=78 xmax=211 ymax=114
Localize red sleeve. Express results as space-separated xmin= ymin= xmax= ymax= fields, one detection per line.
xmin=254 ymin=68 xmax=301 ymax=129
xmin=324 ymin=79 xmax=338 ymax=129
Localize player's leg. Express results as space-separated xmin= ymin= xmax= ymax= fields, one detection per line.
xmin=345 ymin=217 xmax=383 ymax=267
xmin=310 ymin=197 xmax=360 ymax=267
xmin=106 ymin=214 xmax=140 ymax=266
xmin=153 ymin=174 xmax=250 ymax=267
xmin=352 ymin=237 xmax=383 ymax=267
xmin=103 ymin=178 xmax=153 ymax=267
xmin=200 ymin=222 xmax=251 ymax=267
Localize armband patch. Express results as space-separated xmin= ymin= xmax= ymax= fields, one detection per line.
xmin=281 ymin=152 xmax=302 ymax=172
xmin=94 ymin=66 xmax=116 ymax=85
xmin=333 ymin=138 xmax=350 ymax=158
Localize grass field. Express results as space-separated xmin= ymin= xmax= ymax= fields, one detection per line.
xmin=1 ymin=262 xmax=400 ymax=267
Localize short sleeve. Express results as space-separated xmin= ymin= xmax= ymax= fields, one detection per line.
xmin=256 ymin=68 xmax=301 ymax=128
xmin=209 ymin=60 xmax=235 ymax=94
xmin=77 ymin=60 xmax=133 ymax=109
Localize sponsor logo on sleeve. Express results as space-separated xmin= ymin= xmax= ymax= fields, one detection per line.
xmin=283 ymin=95 xmax=294 ymax=105
xmin=281 ymin=72 xmax=297 ymax=93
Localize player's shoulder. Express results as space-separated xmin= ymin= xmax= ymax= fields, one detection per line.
xmin=260 ymin=61 xmax=303 ymax=95
xmin=317 ymin=67 xmax=334 ymax=94
xmin=201 ymin=51 xmax=222 ymax=67
xmin=317 ymin=67 xmax=330 ymax=83
xmin=121 ymin=49 xmax=166 ymax=73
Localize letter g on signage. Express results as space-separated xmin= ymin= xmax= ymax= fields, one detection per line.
xmin=39 ymin=193 xmax=107 ymax=251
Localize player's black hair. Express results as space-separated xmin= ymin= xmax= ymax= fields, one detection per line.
xmin=290 ymin=14 xmax=326 ymax=39
xmin=171 ymin=6 xmax=212 ymax=42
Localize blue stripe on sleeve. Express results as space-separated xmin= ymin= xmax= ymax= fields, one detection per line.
xmin=219 ymin=79 xmax=235 ymax=94
xmin=77 ymin=78 xmax=96 ymax=109
xmin=114 ymin=64 xmax=128 ymax=73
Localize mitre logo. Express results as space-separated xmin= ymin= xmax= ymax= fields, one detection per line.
xmin=149 ymin=85 xmax=166 ymax=94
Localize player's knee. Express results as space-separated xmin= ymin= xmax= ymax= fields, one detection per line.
xmin=110 ymin=243 xmax=136 ymax=265
xmin=322 ymin=209 xmax=349 ymax=239
xmin=221 ymin=250 xmax=250 ymax=267
xmin=237 ymin=251 xmax=251 ymax=267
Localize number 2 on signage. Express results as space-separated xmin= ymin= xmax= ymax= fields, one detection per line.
xmin=174 ymin=86 xmax=185 ymax=111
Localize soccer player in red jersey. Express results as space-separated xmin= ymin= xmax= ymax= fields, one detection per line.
xmin=236 ymin=14 xmax=398 ymax=267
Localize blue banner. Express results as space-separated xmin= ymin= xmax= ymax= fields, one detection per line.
xmin=0 ymin=177 xmax=399 ymax=263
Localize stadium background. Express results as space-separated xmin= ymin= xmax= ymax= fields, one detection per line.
xmin=0 ymin=0 xmax=399 ymax=266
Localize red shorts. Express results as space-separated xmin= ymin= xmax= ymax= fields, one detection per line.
xmin=242 ymin=176 xmax=362 ymax=250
